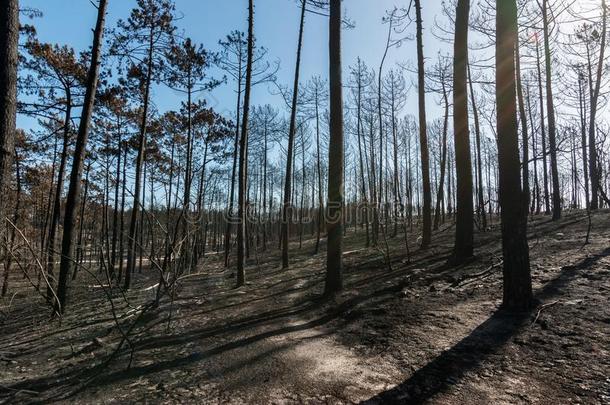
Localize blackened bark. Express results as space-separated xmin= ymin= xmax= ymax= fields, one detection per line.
xmin=414 ymin=0 xmax=432 ymax=248
xmin=535 ymin=40 xmax=551 ymax=215
xmin=451 ymin=0 xmax=474 ymax=263
xmin=56 ymin=0 xmax=108 ymax=313
xmin=496 ymin=0 xmax=533 ymax=312
xmin=541 ymin=0 xmax=561 ymax=220
xmin=515 ymin=37 xmax=530 ymax=214
xmin=126 ymin=24 xmax=155 ymax=290
xmin=325 ymin=0 xmax=343 ymax=295
xmin=0 ymin=0 xmax=18 ymax=250
xmin=588 ymin=0 xmax=606 ymax=210
xmin=1 ymin=148 xmax=21 ymax=296
xmin=281 ymin=0 xmax=306 ymax=269
xmin=236 ymin=0 xmax=254 ymax=287
xmin=433 ymin=84 xmax=449 ymax=232
xmin=468 ymin=64 xmax=486 ymax=229
xmin=110 ymin=123 xmax=122 ymax=273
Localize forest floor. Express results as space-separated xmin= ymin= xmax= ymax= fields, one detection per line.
xmin=1 ymin=210 xmax=610 ymax=404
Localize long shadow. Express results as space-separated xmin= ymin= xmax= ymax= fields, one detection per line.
xmin=0 ymin=234 xmax=455 ymax=402
xmin=360 ymin=247 xmax=610 ymax=404
xmin=5 ymin=218 xmax=601 ymax=403
xmin=2 ymin=250 xmax=427 ymax=397
xmin=130 ymin=264 xmax=419 ymax=353
xmin=173 ymin=276 xmax=324 ymax=320
xmin=167 ymin=250 xmax=446 ymax=328
xmin=2 ymin=276 xmax=411 ymax=401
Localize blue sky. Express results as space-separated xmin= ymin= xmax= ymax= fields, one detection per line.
xmin=19 ymin=0 xmax=450 ymax=127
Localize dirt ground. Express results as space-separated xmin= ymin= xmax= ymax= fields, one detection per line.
xmin=1 ymin=210 xmax=609 ymax=404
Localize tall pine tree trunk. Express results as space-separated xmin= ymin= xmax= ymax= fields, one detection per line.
xmin=451 ymin=0 xmax=474 ymax=263
xmin=281 ymin=0 xmax=306 ymax=269
xmin=224 ymin=73 xmax=242 ymax=267
xmin=496 ymin=0 xmax=533 ymax=311
xmin=0 ymin=0 xmax=18 ymax=252
xmin=588 ymin=0 xmax=607 ymax=210
xmin=515 ymin=36 xmax=530 ymax=214
xmin=1 ymin=149 xmax=21 ymax=297
xmin=314 ymin=92 xmax=325 ymax=254
xmin=468 ymin=63 xmax=486 ymax=229
xmin=46 ymin=99 xmax=72 ymax=300
xmin=110 ymin=123 xmax=122 ymax=274
xmin=541 ymin=0 xmax=562 ymax=220
xmin=125 ymin=26 xmax=155 ymax=290
xmin=236 ymin=0 xmax=254 ymax=287
xmin=433 ymin=84 xmax=449 ymax=232
xmin=535 ymin=40 xmax=551 ymax=215
xmin=414 ymin=0 xmax=432 ymax=248
xmin=56 ymin=0 xmax=108 ymax=313
xmin=325 ymin=0 xmax=343 ymax=295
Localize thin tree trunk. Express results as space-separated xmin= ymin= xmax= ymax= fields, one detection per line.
xmin=117 ymin=148 xmax=127 ymax=283
xmin=588 ymin=0 xmax=606 ymax=210
xmin=468 ymin=63 xmax=486 ymax=229
xmin=414 ymin=0 xmax=432 ymax=248
xmin=355 ymin=65 xmax=370 ymax=248
xmin=536 ymin=39 xmax=551 ymax=215
xmin=236 ymin=0 xmax=254 ymax=287
xmin=541 ymin=0 xmax=562 ymax=220
xmin=73 ymin=162 xmax=90 ymax=280
xmin=125 ymin=24 xmax=155 ymax=290
xmin=110 ymin=119 xmax=122 ymax=275
xmin=46 ymin=98 xmax=72 ymax=300
xmin=1 ymin=147 xmax=21 ymax=296
xmin=314 ymin=88 xmax=325 ymax=254
xmin=224 ymin=70 xmax=242 ymax=267
xmin=515 ymin=35 xmax=530 ymax=214
xmin=281 ymin=0 xmax=307 ymax=269
xmin=578 ymin=72 xmax=590 ymax=210
xmin=55 ymin=0 xmax=107 ymax=313
xmin=433 ymin=84 xmax=449 ymax=231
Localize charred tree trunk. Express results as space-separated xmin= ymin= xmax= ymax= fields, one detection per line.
xmin=110 ymin=121 xmax=122 ymax=275
xmin=125 ymin=24 xmax=155 ymax=290
xmin=325 ymin=0 xmax=343 ymax=295
xmin=236 ymin=0 xmax=254 ymax=287
xmin=224 ymin=70 xmax=242 ymax=267
xmin=433 ymin=84 xmax=449 ymax=232
xmin=535 ymin=40 xmax=551 ymax=215
xmin=468 ymin=63 xmax=486 ymax=229
xmin=541 ymin=0 xmax=561 ymax=220
xmin=414 ymin=0 xmax=432 ymax=248
xmin=1 ymin=147 xmax=21 ymax=297
xmin=515 ymin=35 xmax=530 ymax=214
xmin=578 ymin=72 xmax=590 ymax=210
xmin=281 ymin=0 xmax=306 ymax=269
xmin=55 ymin=0 xmax=108 ymax=313
xmin=496 ymin=0 xmax=533 ymax=311
xmin=355 ymin=67 xmax=369 ymax=248
xmin=314 ymin=90 xmax=325 ymax=254
xmin=451 ymin=0 xmax=474 ymax=263
xmin=0 ymin=0 xmax=18 ymax=250
xmin=588 ymin=0 xmax=607 ymax=210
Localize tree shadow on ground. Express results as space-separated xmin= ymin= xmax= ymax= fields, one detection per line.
xmin=360 ymin=247 xmax=610 ymax=404
xmin=1 ymin=212 xmax=599 ymax=404
xmin=2 ymin=262 xmax=413 ymax=402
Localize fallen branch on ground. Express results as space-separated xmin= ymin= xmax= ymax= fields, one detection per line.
xmin=531 ymin=300 xmax=560 ymax=327
xmin=0 ymin=383 xmax=39 ymax=396
xmin=452 ymin=260 xmax=503 ymax=287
